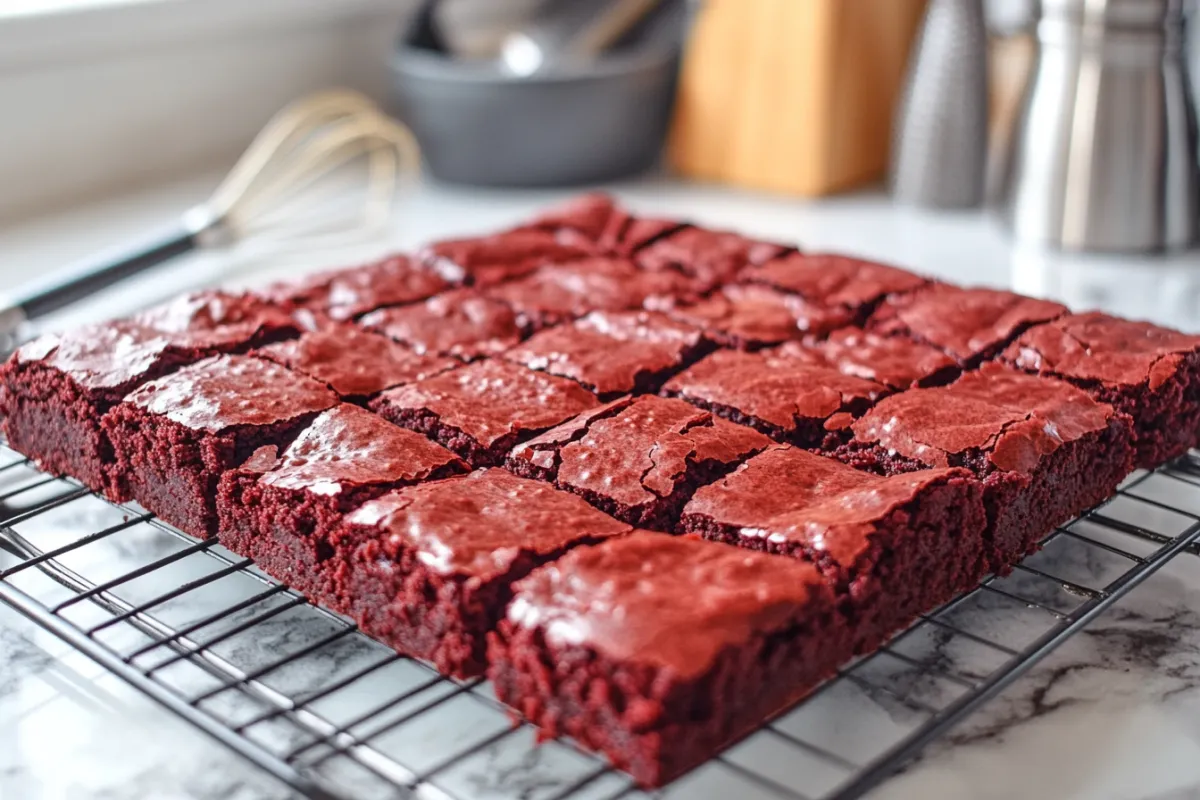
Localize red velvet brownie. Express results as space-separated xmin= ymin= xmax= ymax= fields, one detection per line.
xmin=868 ymin=284 xmax=1067 ymax=367
xmin=217 ymin=404 xmax=465 ymax=601
xmin=103 ymin=355 xmax=338 ymax=536
xmin=359 ymin=288 xmax=525 ymax=361
xmin=331 ymin=468 xmax=631 ymax=678
xmin=741 ymin=252 xmax=927 ymax=321
xmin=488 ymin=532 xmax=854 ymax=787
xmin=507 ymin=395 xmax=771 ymax=530
xmin=519 ymin=192 xmax=683 ymax=255
xmin=0 ymin=291 xmax=295 ymax=495
xmin=371 ymin=358 xmax=598 ymax=467
xmin=680 ymin=445 xmax=986 ymax=652
xmin=776 ymin=328 xmax=960 ymax=390
xmin=483 ymin=257 xmax=702 ymax=329
xmin=420 ymin=229 xmax=591 ymax=287
xmin=662 ymin=348 xmax=887 ymax=448
xmin=835 ymin=363 xmax=1135 ymax=571
xmin=263 ymin=254 xmax=451 ymax=323
xmin=503 ymin=311 xmax=708 ymax=399
xmin=665 ymin=284 xmax=853 ymax=349
xmin=636 ymin=227 xmax=792 ymax=290
xmin=255 ymin=325 xmax=454 ymax=402
xmin=1001 ymin=312 xmax=1200 ymax=467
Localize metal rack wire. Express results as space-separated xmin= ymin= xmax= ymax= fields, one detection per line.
xmin=2 ymin=442 xmax=1200 ymax=800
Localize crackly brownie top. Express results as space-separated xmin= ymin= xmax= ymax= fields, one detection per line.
xmin=1004 ymin=311 xmax=1200 ymax=391
xmin=666 ymin=284 xmax=853 ymax=347
xmin=741 ymin=252 xmax=926 ymax=311
xmin=522 ymin=193 xmax=682 ymax=255
xmin=851 ymin=362 xmax=1117 ymax=474
xmin=506 ymin=531 xmax=830 ymax=678
xmin=510 ymin=395 xmax=770 ymax=507
xmin=132 ymin=291 xmax=296 ymax=347
xmin=420 ymin=229 xmax=591 ymax=286
xmin=778 ymin=329 xmax=957 ymax=390
xmin=125 ymin=354 xmax=337 ymax=433
xmin=870 ymin=284 xmax=1067 ymax=364
xmin=664 ymin=349 xmax=886 ymax=432
xmin=256 ymin=326 xmax=454 ymax=398
xmin=238 ymin=404 xmax=464 ymax=496
xmin=265 ymin=256 xmax=450 ymax=321
xmin=342 ymin=468 xmax=629 ymax=579
xmin=636 ymin=227 xmax=791 ymax=287
xmin=375 ymin=359 xmax=598 ymax=448
xmin=14 ymin=322 xmax=176 ymax=392
xmin=503 ymin=311 xmax=704 ymax=397
xmin=684 ymin=444 xmax=971 ymax=564
xmin=484 ymin=257 xmax=700 ymax=326
xmin=359 ymin=288 xmax=523 ymax=360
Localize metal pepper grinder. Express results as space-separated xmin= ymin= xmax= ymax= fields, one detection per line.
xmin=1002 ymin=0 xmax=1199 ymax=252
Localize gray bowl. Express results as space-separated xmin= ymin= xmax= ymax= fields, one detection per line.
xmin=388 ymin=5 xmax=684 ymax=187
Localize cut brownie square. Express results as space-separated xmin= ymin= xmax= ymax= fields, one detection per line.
xmin=776 ymin=328 xmax=959 ymax=390
xmin=835 ymin=362 xmax=1136 ymax=572
xmin=518 ymin=192 xmax=683 ymax=255
xmin=1000 ymin=312 xmax=1200 ymax=468
xmin=371 ymin=358 xmax=598 ymax=467
xmin=662 ymin=348 xmax=887 ymax=448
xmin=636 ymin=227 xmax=792 ymax=289
xmin=104 ymin=355 xmax=338 ymax=537
xmin=507 ymin=394 xmax=770 ymax=530
xmin=0 ymin=291 xmax=296 ymax=496
xmin=331 ymin=468 xmax=631 ymax=677
xmin=680 ymin=444 xmax=986 ymax=652
xmin=359 ymin=288 xmax=525 ymax=361
xmin=419 ymin=229 xmax=591 ymax=286
xmin=488 ymin=531 xmax=854 ymax=787
xmin=740 ymin=252 xmax=927 ymax=321
xmin=217 ymin=404 xmax=465 ymax=601
xmin=503 ymin=311 xmax=709 ymax=399
xmin=255 ymin=325 xmax=454 ymax=402
xmin=868 ymin=284 xmax=1067 ymax=367
xmin=483 ymin=257 xmax=702 ymax=329
xmin=263 ymin=254 xmax=451 ymax=323
xmin=665 ymin=284 xmax=854 ymax=349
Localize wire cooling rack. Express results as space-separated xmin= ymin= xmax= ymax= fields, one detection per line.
xmin=2 ymin=443 xmax=1200 ymax=800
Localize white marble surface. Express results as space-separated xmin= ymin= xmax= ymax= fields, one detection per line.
xmin=2 ymin=174 xmax=1200 ymax=800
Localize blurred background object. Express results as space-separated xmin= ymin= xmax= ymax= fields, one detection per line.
xmin=1001 ymin=0 xmax=1199 ymax=252
xmin=890 ymin=0 xmax=989 ymax=209
xmin=666 ymin=0 xmax=928 ymax=197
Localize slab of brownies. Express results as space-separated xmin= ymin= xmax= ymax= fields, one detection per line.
xmin=2 ymin=193 xmax=1190 ymax=788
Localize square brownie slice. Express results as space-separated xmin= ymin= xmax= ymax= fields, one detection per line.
xmin=331 ymin=468 xmax=631 ymax=678
xmin=217 ymin=404 xmax=465 ymax=601
xmin=662 ymin=348 xmax=887 ymax=448
xmin=835 ymin=363 xmax=1136 ymax=572
xmin=0 ymin=291 xmax=296 ymax=496
xmin=507 ymin=394 xmax=771 ymax=530
xmin=255 ymin=325 xmax=455 ymax=402
xmin=665 ymin=284 xmax=853 ymax=350
xmin=776 ymin=328 xmax=960 ymax=390
xmin=868 ymin=284 xmax=1067 ymax=367
xmin=104 ymin=355 xmax=339 ymax=537
xmin=488 ymin=532 xmax=854 ymax=787
xmin=263 ymin=254 xmax=451 ymax=323
xmin=636 ymin=227 xmax=792 ymax=290
xmin=518 ymin=192 xmax=683 ymax=255
xmin=740 ymin=252 xmax=927 ymax=321
xmin=483 ymin=257 xmax=702 ymax=329
xmin=1000 ymin=312 xmax=1200 ymax=467
xmin=359 ymin=288 xmax=525 ymax=361
xmin=680 ymin=444 xmax=986 ymax=653
xmin=371 ymin=358 xmax=598 ymax=467
xmin=419 ymin=229 xmax=591 ymax=287
xmin=503 ymin=311 xmax=709 ymax=399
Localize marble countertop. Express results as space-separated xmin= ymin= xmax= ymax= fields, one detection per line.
xmin=2 ymin=173 xmax=1200 ymax=800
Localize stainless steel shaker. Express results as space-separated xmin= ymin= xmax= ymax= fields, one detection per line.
xmin=1002 ymin=0 xmax=1199 ymax=252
